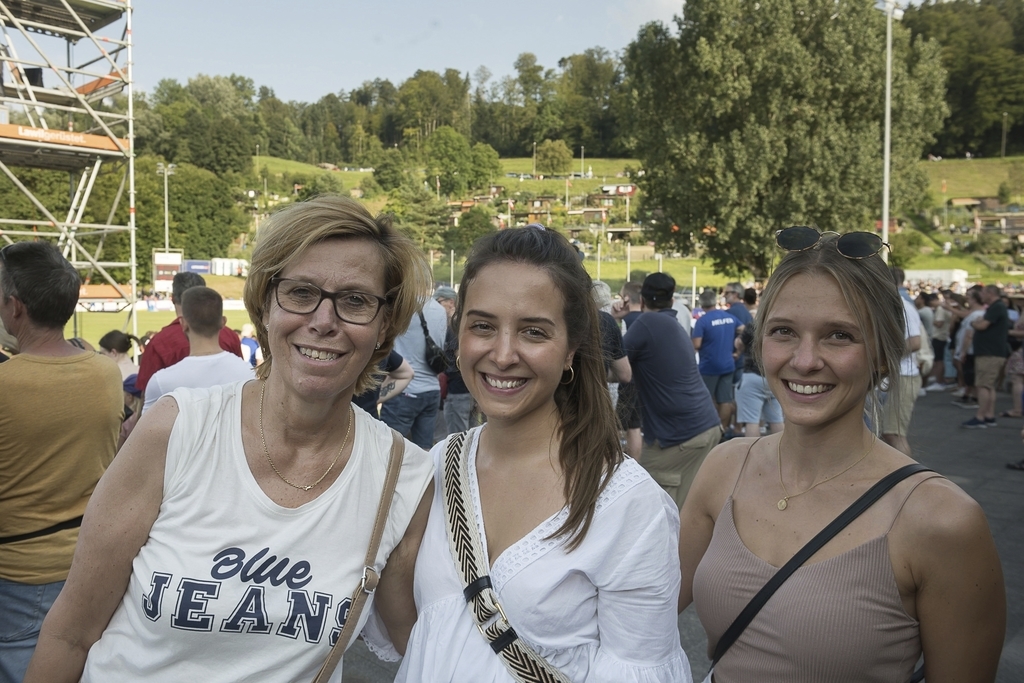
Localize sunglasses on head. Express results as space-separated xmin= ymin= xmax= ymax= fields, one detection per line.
xmin=775 ymin=226 xmax=889 ymax=260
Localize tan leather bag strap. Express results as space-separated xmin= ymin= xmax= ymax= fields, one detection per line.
xmin=312 ymin=429 xmax=405 ymax=683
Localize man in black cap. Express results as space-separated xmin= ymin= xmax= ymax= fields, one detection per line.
xmin=614 ymin=272 xmax=721 ymax=509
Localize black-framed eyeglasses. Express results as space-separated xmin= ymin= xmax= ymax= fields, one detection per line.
xmin=271 ymin=278 xmax=387 ymax=325
xmin=775 ymin=225 xmax=889 ymax=260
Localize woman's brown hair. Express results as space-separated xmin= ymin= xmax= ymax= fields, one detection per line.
xmin=453 ymin=226 xmax=622 ymax=551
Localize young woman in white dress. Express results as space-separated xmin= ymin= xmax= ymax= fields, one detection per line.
xmin=368 ymin=226 xmax=689 ymax=682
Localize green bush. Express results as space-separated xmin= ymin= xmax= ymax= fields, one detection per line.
xmin=999 ymin=181 xmax=1012 ymax=205
xmin=963 ymin=233 xmax=1009 ymax=255
xmin=359 ymin=174 xmax=383 ymax=199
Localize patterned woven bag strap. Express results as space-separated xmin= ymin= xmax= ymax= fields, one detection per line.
xmin=441 ymin=432 xmax=571 ymax=683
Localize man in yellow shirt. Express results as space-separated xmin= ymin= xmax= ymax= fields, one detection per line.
xmin=0 ymin=242 xmax=122 ymax=682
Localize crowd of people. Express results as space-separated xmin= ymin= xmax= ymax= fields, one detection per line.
xmin=0 ymin=203 xmax=1010 ymax=682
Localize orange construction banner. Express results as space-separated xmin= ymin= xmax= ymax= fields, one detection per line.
xmin=0 ymin=123 xmax=127 ymax=152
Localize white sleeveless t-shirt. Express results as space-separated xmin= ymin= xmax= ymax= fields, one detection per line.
xmin=82 ymin=381 xmax=432 ymax=683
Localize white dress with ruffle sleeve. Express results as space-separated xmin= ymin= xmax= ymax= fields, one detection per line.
xmin=364 ymin=426 xmax=691 ymax=683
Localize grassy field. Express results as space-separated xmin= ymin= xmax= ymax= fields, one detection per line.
xmin=252 ymin=153 xmax=1024 ymax=207
xmin=65 ymin=274 xmax=251 ymax=348
xmin=203 ymin=275 xmax=246 ymax=299
xmin=252 ymin=155 xmax=638 ymax=202
xmin=500 ymin=157 xmax=639 ymax=178
xmin=255 ymin=156 xmax=373 ymax=194
xmin=919 ymin=155 xmax=1024 ymax=201
xmin=428 ymin=250 xmax=1012 ymax=299
xmin=65 ymin=309 xmax=254 ymax=349
xmin=497 ymin=157 xmax=638 ymax=198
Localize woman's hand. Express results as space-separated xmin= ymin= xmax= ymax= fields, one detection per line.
xmin=373 ymin=481 xmax=433 ymax=655
xmin=23 ymin=397 xmax=175 ymax=683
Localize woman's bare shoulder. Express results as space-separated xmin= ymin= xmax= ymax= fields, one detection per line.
xmin=893 ymin=474 xmax=991 ymax=553
xmin=690 ymin=436 xmax=769 ymax=509
xmin=705 ymin=436 xmax=767 ymax=471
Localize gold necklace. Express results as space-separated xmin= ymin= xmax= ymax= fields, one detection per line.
xmin=258 ymin=381 xmax=353 ymax=492
xmin=776 ymin=435 xmax=876 ymax=511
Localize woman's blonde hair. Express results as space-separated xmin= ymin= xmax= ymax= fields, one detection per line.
xmin=751 ymin=233 xmax=907 ymax=432
xmin=243 ymin=195 xmax=431 ymax=394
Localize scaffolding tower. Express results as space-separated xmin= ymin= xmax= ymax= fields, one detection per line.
xmin=0 ymin=0 xmax=135 ymax=332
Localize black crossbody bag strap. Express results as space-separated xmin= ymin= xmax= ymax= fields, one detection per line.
xmin=711 ymin=463 xmax=933 ymax=668
xmin=0 ymin=515 xmax=84 ymax=545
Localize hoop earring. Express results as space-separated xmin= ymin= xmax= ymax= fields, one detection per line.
xmin=560 ymin=366 xmax=575 ymax=385
xmin=455 ymin=355 xmax=461 ymax=371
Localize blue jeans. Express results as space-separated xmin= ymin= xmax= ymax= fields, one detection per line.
xmin=735 ymin=373 xmax=783 ymax=425
xmin=0 ymin=578 xmax=65 ymax=683
xmin=444 ymin=392 xmax=474 ymax=435
xmin=380 ymin=391 xmax=441 ymax=449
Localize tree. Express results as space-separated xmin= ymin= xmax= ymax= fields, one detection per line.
xmin=297 ymin=172 xmax=344 ymax=201
xmin=556 ymin=48 xmax=626 ymax=156
xmin=425 ymin=125 xmax=472 ymax=197
xmin=397 ymin=69 xmax=470 ymax=142
xmin=624 ymin=0 xmax=947 ymax=278
xmin=374 ymin=147 xmax=406 ymax=191
xmin=467 ymin=142 xmax=502 ymax=190
xmin=445 ymin=206 xmax=496 ymax=257
xmin=535 ymin=139 xmax=572 ymax=175
xmin=384 ymin=184 xmax=448 ymax=250
xmin=903 ymin=1 xmax=1024 ymax=157
xmin=258 ymin=91 xmax=304 ymax=160
xmin=0 ymin=155 xmax=247 ymax=285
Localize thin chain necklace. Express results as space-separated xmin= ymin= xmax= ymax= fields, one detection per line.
xmin=258 ymin=381 xmax=353 ymax=492
xmin=776 ymin=435 xmax=876 ymax=511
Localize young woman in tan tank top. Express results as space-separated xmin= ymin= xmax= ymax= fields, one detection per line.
xmin=678 ymin=228 xmax=1005 ymax=682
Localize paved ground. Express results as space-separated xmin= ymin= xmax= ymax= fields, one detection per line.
xmin=342 ymin=387 xmax=1024 ymax=682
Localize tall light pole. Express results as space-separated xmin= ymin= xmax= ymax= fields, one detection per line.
xmin=580 ymin=145 xmax=585 ymax=178
xmin=254 ymin=143 xmax=261 ymax=221
xmin=532 ymin=141 xmax=537 ymax=177
xmin=156 ymin=162 xmax=176 ymax=252
xmin=881 ymin=0 xmax=901 ymax=263
xmin=1002 ymin=112 xmax=1009 ymax=158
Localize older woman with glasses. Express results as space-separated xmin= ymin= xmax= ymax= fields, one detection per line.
xmin=678 ymin=227 xmax=1005 ymax=683
xmin=26 ymin=196 xmax=435 ymax=683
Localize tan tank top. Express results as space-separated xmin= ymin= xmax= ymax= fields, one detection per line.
xmin=692 ymin=454 xmax=936 ymax=682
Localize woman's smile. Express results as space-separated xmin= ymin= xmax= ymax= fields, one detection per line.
xmin=762 ymin=272 xmax=870 ymax=428
xmin=459 ymin=261 xmax=575 ymax=428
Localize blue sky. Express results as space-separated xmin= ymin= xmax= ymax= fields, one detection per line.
xmin=131 ymin=0 xmax=681 ymax=102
